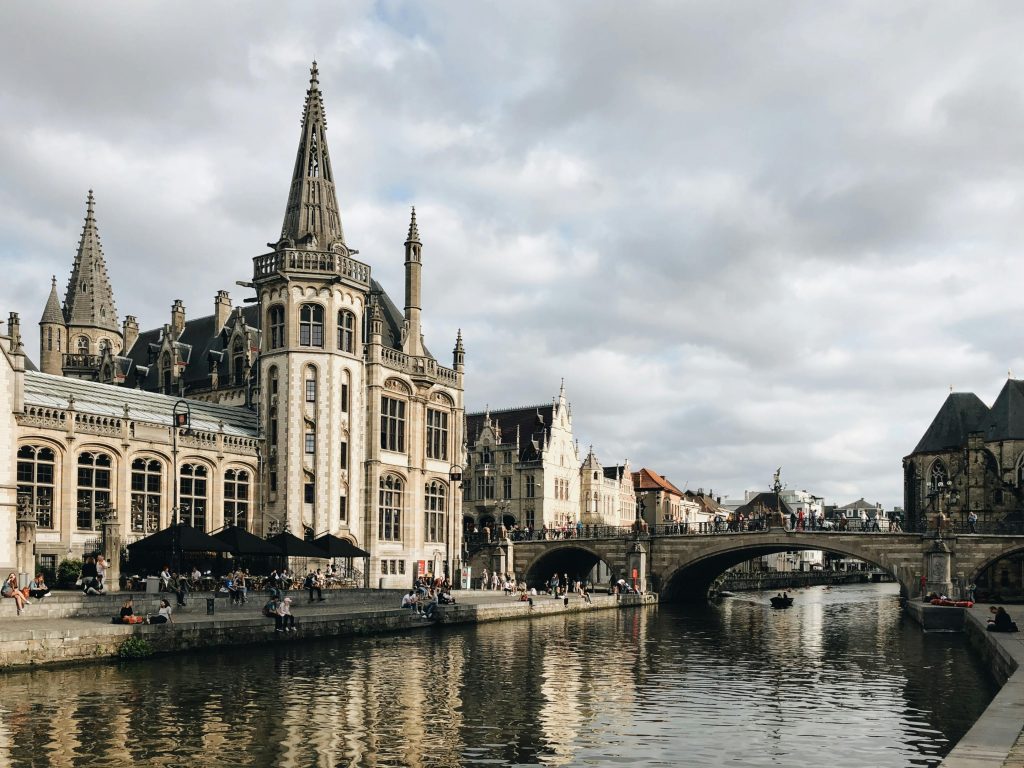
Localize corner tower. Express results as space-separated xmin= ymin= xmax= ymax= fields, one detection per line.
xmin=38 ymin=276 xmax=65 ymax=375
xmin=254 ymin=62 xmax=371 ymax=541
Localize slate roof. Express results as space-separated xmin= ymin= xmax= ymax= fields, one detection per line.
xmin=40 ymin=278 xmax=65 ymax=325
xmin=735 ymin=492 xmax=794 ymax=517
xmin=23 ymin=371 xmax=258 ymax=437
xmin=986 ymin=379 xmax=1024 ymax=442
xmin=837 ymin=498 xmax=880 ymax=511
xmin=913 ymin=392 xmax=991 ymax=453
xmin=632 ymin=468 xmax=685 ymax=497
xmin=466 ymin=404 xmax=554 ymax=452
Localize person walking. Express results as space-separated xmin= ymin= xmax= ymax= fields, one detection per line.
xmin=549 ymin=573 xmax=560 ymax=597
xmin=968 ymin=510 xmax=978 ymax=534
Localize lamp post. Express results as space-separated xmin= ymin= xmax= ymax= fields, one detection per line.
xmin=171 ymin=399 xmax=192 ymax=573
xmin=448 ymin=463 xmax=463 ymax=586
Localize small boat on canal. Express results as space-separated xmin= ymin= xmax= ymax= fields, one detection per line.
xmin=770 ymin=594 xmax=794 ymax=609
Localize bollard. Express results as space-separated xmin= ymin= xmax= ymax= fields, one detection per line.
xmin=206 ymin=597 xmax=216 ymax=615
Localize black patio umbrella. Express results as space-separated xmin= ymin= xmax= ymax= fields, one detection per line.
xmin=213 ymin=526 xmax=283 ymax=556
xmin=313 ymin=534 xmax=370 ymax=559
xmin=266 ymin=531 xmax=328 ymax=558
xmin=127 ymin=523 xmax=233 ymax=553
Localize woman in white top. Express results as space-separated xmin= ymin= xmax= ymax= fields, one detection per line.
xmin=147 ymin=598 xmax=173 ymax=624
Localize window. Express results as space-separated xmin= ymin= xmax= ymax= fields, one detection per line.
xmin=340 ymin=441 xmax=348 ymax=471
xmin=304 ymin=482 xmax=315 ymax=504
xmin=526 ymin=475 xmax=536 ymax=499
xmin=46 ymin=327 xmax=52 ymax=351
xmin=426 ymin=409 xmax=449 ymax=461
xmin=268 ymin=367 xmax=279 ymax=450
xmin=299 ymin=304 xmax=324 ymax=347
xmin=381 ymin=560 xmax=388 ymax=575
xmin=130 ymin=458 xmax=161 ymax=533
xmin=269 ymin=469 xmax=278 ymax=493
xmin=381 ymin=397 xmax=406 ymax=452
xmin=482 ymin=449 xmax=492 ymax=464
xmin=17 ymin=445 xmax=55 ymax=529
xmin=268 ymin=305 xmax=285 ymax=349
xmin=179 ymin=463 xmax=208 ymax=530
xmin=232 ymin=338 xmax=246 ymax=385
xmin=398 ymin=560 xmax=406 ymax=575
xmin=305 ymin=369 xmax=317 ymax=402
xmin=339 ymin=494 xmax=347 ymax=523
xmin=305 ymin=432 xmax=316 ymax=455
xmin=341 ymin=383 xmax=349 ymax=413
xmin=475 ymin=476 xmax=494 ymax=500
xmin=502 ymin=477 xmax=512 ymax=500
xmin=425 ymin=480 xmax=447 ymax=543
xmin=224 ymin=469 xmax=250 ymax=528
xmin=337 ymin=310 xmax=355 ymax=353
xmin=77 ymin=451 xmax=112 ymax=530
xmin=77 ymin=336 xmax=89 ymax=354
xmin=379 ymin=474 xmax=403 ymax=540
xmin=929 ymin=461 xmax=949 ymax=493
xmin=526 ymin=509 xmax=536 ymax=529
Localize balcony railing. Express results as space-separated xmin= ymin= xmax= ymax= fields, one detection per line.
xmin=253 ymin=250 xmax=371 ymax=287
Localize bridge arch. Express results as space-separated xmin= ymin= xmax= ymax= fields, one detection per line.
xmin=652 ymin=533 xmax=919 ymax=602
xmin=521 ymin=543 xmax=616 ymax=591
xmin=965 ymin=542 xmax=1024 ymax=599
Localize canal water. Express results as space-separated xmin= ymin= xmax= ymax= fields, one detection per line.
xmin=0 ymin=584 xmax=997 ymax=767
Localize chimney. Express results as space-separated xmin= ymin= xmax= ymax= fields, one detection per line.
xmin=122 ymin=315 xmax=139 ymax=354
xmin=170 ymin=300 xmax=186 ymax=338
xmin=214 ymin=290 xmax=232 ymax=331
xmin=7 ymin=312 xmax=22 ymax=350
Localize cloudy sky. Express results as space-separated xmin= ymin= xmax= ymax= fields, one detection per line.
xmin=3 ymin=2 xmax=1023 ymax=508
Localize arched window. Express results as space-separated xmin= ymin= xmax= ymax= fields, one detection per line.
xmin=299 ymin=304 xmax=324 ymax=347
xmin=425 ymin=480 xmax=447 ymax=543
xmin=929 ymin=460 xmax=949 ymax=494
xmin=17 ymin=445 xmax=55 ymax=529
xmin=305 ymin=365 xmax=317 ymax=403
xmin=268 ymin=305 xmax=285 ymax=349
xmin=337 ymin=310 xmax=355 ymax=353
xmin=224 ymin=469 xmax=250 ymax=529
xmin=130 ymin=458 xmax=162 ymax=533
xmin=179 ymin=463 xmax=208 ymax=531
xmin=77 ymin=336 xmax=89 ymax=354
xmin=232 ymin=338 xmax=246 ymax=385
xmin=379 ymin=474 xmax=403 ymax=541
xmin=77 ymin=451 xmax=112 ymax=530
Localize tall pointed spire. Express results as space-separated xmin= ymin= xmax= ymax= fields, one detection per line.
xmin=406 ymin=206 xmax=421 ymax=245
xmin=64 ymin=190 xmax=119 ymax=333
xmin=280 ymin=61 xmax=345 ymax=249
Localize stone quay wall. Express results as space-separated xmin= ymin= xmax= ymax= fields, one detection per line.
xmin=0 ymin=591 xmax=656 ymax=670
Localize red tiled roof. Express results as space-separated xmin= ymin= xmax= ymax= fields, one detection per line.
xmin=632 ymin=468 xmax=685 ymax=497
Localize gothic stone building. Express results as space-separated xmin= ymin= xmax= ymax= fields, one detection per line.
xmin=3 ymin=63 xmax=465 ymax=587
xmin=903 ymin=379 xmax=1024 ymax=533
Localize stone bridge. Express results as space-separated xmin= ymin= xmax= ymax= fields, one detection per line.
xmin=479 ymin=529 xmax=1024 ymax=601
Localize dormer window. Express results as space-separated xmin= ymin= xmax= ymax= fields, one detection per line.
xmin=231 ymin=338 xmax=246 ymax=385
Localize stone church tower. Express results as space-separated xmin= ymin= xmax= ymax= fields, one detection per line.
xmin=38 ymin=191 xmax=124 ymax=378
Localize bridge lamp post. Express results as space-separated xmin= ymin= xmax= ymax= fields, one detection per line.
xmin=448 ymin=464 xmax=463 ymax=585
xmin=171 ymin=399 xmax=192 ymax=574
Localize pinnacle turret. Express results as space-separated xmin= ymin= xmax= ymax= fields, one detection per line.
xmin=40 ymin=276 xmax=64 ymax=325
xmin=406 ymin=206 xmax=421 ymax=245
xmin=280 ymin=61 xmax=345 ymax=249
xmin=64 ymin=190 xmax=119 ymax=333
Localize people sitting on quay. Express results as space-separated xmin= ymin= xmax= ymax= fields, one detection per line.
xmin=81 ymin=556 xmax=103 ymax=595
xmin=147 ymin=599 xmax=173 ymax=625
xmin=304 ymin=570 xmax=325 ymax=602
xmin=276 ymin=596 xmax=296 ymax=632
xmin=3 ymin=573 xmax=29 ymax=615
xmin=401 ymin=591 xmax=421 ymax=615
xmin=230 ymin=570 xmax=248 ymax=605
xmin=987 ymin=606 xmax=1019 ymax=633
xmin=171 ymin=572 xmax=189 ymax=607
xmin=96 ymin=555 xmax=108 ymax=591
xmin=119 ymin=598 xmax=145 ymax=624
xmin=159 ymin=564 xmax=172 ymax=592
xmin=28 ymin=574 xmax=51 ymax=601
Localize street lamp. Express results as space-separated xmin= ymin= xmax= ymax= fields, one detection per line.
xmin=171 ymin=399 xmax=192 ymax=573
xmin=448 ymin=463 xmax=463 ymax=585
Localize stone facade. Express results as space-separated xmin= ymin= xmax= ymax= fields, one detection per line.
xmin=903 ymin=380 xmax=1024 ymax=532
xmin=580 ymin=449 xmax=636 ymax=527
xmin=9 ymin=62 xmax=466 ymax=588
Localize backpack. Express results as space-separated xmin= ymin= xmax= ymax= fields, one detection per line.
xmin=262 ymin=600 xmax=276 ymax=617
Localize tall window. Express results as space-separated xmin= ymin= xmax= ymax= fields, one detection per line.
xmin=232 ymin=338 xmax=246 ymax=385
xmin=379 ymin=474 xmax=403 ymax=540
xmin=476 ymin=476 xmax=495 ymax=500
xmin=337 ymin=310 xmax=355 ymax=353
xmin=77 ymin=451 xmax=112 ymax=530
xmin=305 ymin=367 xmax=317 ymax=403
xmin=161 ymin=352 xmax=172 ymax=394
xmin=299 ymin=304 xmax=324 ymax=347
xmin=268 ymin=366 xmax=279 ymax=450
xmin=341 ymin=382 xmax=349 ymax=413
xmin=130 ymin=458 xmax=161 ymax=533
xmin=502 ymin=477 xmax=512 ymax=500
xmin=17 ymin=445 xmax=55 ymax=529
xmin=381 ymin=397 xmax=406 ymax=452
xmin=526 ymin=509 xmax=536 ymax=529
xmin=179 ymin=463 xmax=208 ymax=531
xmin=268 ymin=305 xmax=285 ymax=349
xmin=305 ymin=431 xmax=316 ymax=455
xmin=426 ymin=409 xmax=449 ymax=461
xmin=224 ymin=469 xmax=250 ymax=529
xmin=77 ymin=336 xmax=89 ymax=354
xmin=46 ymin=327 xmax=52 ymax=351
xmin=425 ymin=480 xmax=447 ymax=542
xmin=526 ymin=475 xmax=536 ymax=498
xmin=339 ymin=493 xmax=348 ymax=523
xmin=929 ymin=460 xmax=949 ymax=493
xmin=340 ymin=440 xmax=348 ymax=471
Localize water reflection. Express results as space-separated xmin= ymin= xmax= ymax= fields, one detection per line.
xmin=0 ymin=584 xmax=996 ymax=767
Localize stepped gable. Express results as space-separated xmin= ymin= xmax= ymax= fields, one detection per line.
xmin=986 ymin=378 xmax=1024 ymax=442
xmin=466 ymin=404 xmax=555 ymax=451
xmin=913 ymin=392 xmax=991 ymax=453
xmin=124 ymin=304 xmax=260 ymax=391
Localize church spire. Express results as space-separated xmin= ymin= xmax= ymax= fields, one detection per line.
xmin=280 ymin=61 xmax=345 ymax=249
xmin=40 ymin=276 xmax=64 ymax=325
xmin=64 ymin=190 xmax=119 ymax=333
